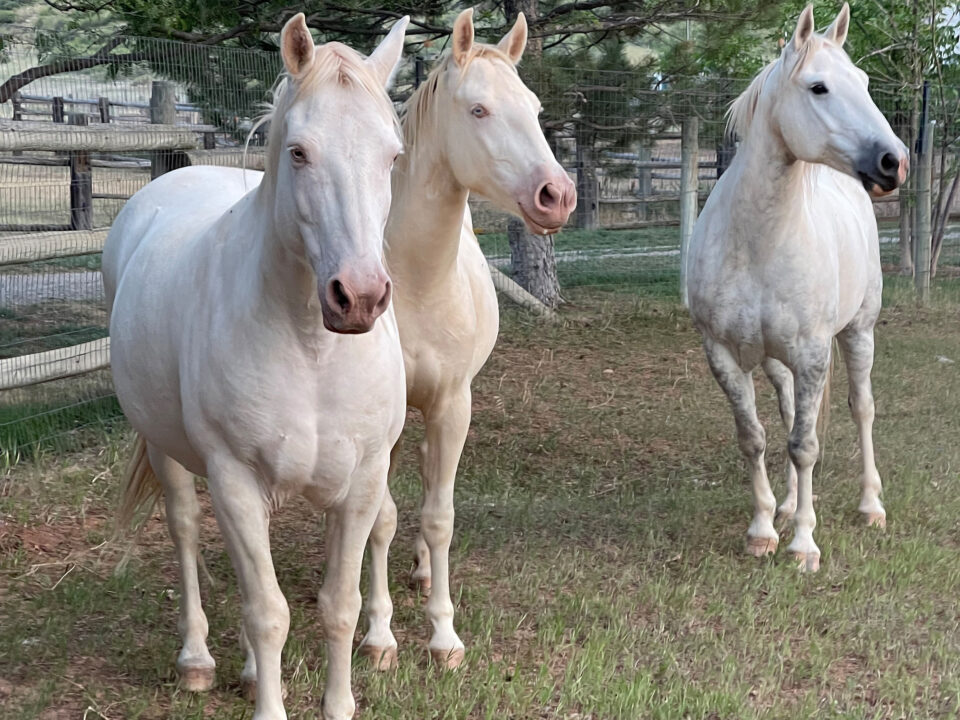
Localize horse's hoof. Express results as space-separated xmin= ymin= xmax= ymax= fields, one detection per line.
xmin=789 ymin=551 xmax=820 ymax=573
xmin=863 ymin=511 xmax=886 ymax=529
xmin=177 ymin=663 xmax=215 ymax=693
xmin=429 ymin=647 xmax=464 ymax=669
xmin=410 ymin=575 xmax=431 ymax=595
xmin=240 ymin=678 xmax=288 ymax=703
xmin=359 ymin=643 xmax=398 ymax=671
xmin=745 ymin=536 xmax=778 ymax=557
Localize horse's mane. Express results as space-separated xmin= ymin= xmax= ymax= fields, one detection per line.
xmin=725 ymin=35 xmax=829 ymax=141
xmin=400 ymin=43 xmax=516 ymax=153
xmin=246 ymin=42 xmax=399 ymax=179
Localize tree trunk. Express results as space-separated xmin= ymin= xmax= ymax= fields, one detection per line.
xmin=508 ymin=217 xmax=563 ymax=307
xmin=502 ymin=0 xmax=563 ymax=307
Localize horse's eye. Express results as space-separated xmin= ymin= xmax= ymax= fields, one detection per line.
xmin=471 ymin=104 xmax=489 ymax=118
xmin=289 ymin=146 xmax=307 ymax=164
xmin=811 ymin=83 xmax=828 ymax=95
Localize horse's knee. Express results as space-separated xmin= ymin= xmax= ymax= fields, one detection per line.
xmin=421 ymin=509 xmax=454 ymax=547
xmin=243 ymin=593 xmax=289 ymax=649
xmin=319 ymin=588 xmax=362 ymax=639
xmin=788 ymin=433 xmax=819 ymax=469
xmin=737 ymin=424 xmax=765 ymax=460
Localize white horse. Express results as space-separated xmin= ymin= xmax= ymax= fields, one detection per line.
xmin=358 ymin=8 xmax=576 ymax=669
xmin=687 ymin=3 xmax=908 ymax=572
xmin=103 ymin=15 xmax=409 ymax=720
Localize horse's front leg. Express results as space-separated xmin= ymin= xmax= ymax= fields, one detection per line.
xmin=703 ymin=340 xmax=778 ymax=556
xmin=319 ymin=456 xmax=390 ymax=720
xmin=359 ymin=479 xmax=400 ymax=670
xmin=147 ymin=444 xmax=217 ymax=692
xmin=785 ymin=340 xmax=832 ymax=572
xmin=417 ymin=387 xmax=471 ymax=668
xmin=207 ymin=459 xmax=289 ymax=720
xmin=761 ymin=358 xmax=799 ymax=524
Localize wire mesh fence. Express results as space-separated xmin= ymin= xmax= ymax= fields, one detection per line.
xmin=1 ymin=25 xmax=959 ymax=455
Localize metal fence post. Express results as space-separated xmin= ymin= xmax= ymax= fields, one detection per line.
xmin=679 ymin=115 xmax=699 ymax=306
xmin=914 ymin=82 xmax=932 ymax=303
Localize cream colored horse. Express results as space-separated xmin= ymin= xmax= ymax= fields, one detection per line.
xmin=358 ymin=8 xmax=576 ymax=670
xmin=103 ymin=15 xmax=409 ymax=720
xmin=687 ymin=3 xmax=907 ymax=573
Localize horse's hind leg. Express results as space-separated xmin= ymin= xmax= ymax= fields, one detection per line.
xmin=704 ymin=340 xmax=778 ymax=556
xmin=837 ymin=325 xmax=885 ymax=528
xmin=147 ymin=444 xmax=216 ymax=691
xmin=762 ymin=358 xmax=799 ymax=524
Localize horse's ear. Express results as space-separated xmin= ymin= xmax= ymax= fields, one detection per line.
xmin=497 ymin=12 xmax=528 ymax=65
xmin=790 ymin=4 xmax=815 ymax=51
xmin=825 ymin=2 xmax=850 ymax=46
xmin=281 ymin=13 xmax=315 ymax=78
xmin=366 ymin=16 xmax=409 ymax=89
xmin=452 ymin=8 xmax=475 ymax=67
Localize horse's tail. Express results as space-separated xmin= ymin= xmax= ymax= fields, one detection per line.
xmin=116 ymin=433 xmax=163 ymax=539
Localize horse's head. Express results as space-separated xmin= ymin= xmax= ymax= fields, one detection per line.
xmin=774 ymin=3 xmax=908 ymax=196
xmin=412 ymin=8 xmax=575 ymax=234
xmin=270 ymin=14 xmax=407 ymax=333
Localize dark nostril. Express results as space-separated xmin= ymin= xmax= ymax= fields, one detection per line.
xmin=376 ymin=280 xmax=392 ymax=312
xmin=879 ymin=152 xmax=899 ymax=175
xmin=331 ymin=279 xmax=351 ymax=312
xmin=539 ymin=183 xmax=560 ymax=209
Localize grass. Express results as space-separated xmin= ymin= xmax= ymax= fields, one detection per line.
xmin=3 ymin=279 xmax=960 ymax=719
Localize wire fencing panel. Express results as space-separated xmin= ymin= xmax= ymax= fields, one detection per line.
xmin=0 ymin=28 xmax=281 ymax=454
xmin=1 ymin=25 xmax=959 ymax=454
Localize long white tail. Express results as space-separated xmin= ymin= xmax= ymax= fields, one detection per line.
xmin=116 ymin=433 xmax=163 ymax=536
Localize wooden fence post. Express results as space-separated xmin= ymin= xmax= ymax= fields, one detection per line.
xmin=914 ymin=116 xmax=933 ymax=303
xmin=150 ymin=80 xmax=178 ymax=179
xmin=575 ymin=122 xmax=598 ymax=230
xmin=98 ymin=97 xmax=111 ymax=123
xmin=52 ymin=96 xmax=65 ymax=123
xmin=68 ymin=113 xmax=93 ymax=231
xmin=679 ymin=115 xmax=700 ymax=306
xmin=11 ymin=92 xmax=22 ymax=156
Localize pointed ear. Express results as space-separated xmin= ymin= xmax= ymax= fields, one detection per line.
xmin=790 ymin=4 xmax=815 ymax=51
xmin=366 ymin=16 xmax=409 ymax=89
xmin=451 ymin=8 xmax=475 ymax=67
xmin=825 ymin=2 xmax=850 ymax=46
xmin=281 ymin=13 xmax=315 ymax=78
xmin=497 ymin=12 xmax=528 ymax=64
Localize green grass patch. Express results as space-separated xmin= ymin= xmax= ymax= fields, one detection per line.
xmin=3 ymin=281 xmax=960 ymax=718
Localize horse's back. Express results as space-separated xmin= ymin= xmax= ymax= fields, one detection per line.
xmin=103 ymin=167 xmax=263 ymax=312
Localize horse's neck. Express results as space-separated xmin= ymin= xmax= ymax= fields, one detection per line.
xmin=729 ymin=115 xmax=809 ymax=237
xmin=386 ymin=144 xmax=469 ymax=290
xmin=241 ymin=184 xmax=321 ymax=323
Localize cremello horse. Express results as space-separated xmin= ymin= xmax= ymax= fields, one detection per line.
xmin=103 ymin=15 xmax=409 ymax=720
xmin=358 ymin=8 xmax=576 ymax=669
xmin=687 ymin=3 xmax=907 ymax=572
